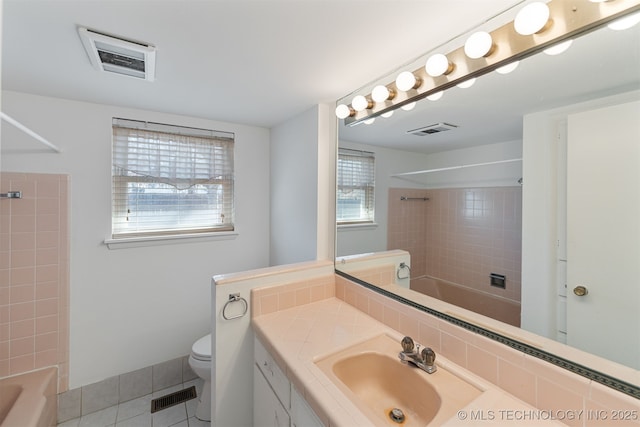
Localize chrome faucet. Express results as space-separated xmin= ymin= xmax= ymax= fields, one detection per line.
xmin=398 ymin=336 xmax=437 ymax=374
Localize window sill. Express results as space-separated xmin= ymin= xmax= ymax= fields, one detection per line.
xmin=337 ymin=222 xmax=378 ymax=231
xmin=104 ymin=230 xmax=238 ymax=250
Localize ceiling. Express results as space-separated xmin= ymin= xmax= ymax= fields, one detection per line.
xmin=1 ymin=0 xmax=524 ymax=129
xmin=338 ymin=14 xmax=640 ymax=154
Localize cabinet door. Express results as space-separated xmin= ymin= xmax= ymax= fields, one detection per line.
xmin=255 ymin=338 xmax=291 ymax=409
xmin=254 ymin=364 xmax=290 ymax=427
xmin=291 ymin=385 xmax=324 ymax=427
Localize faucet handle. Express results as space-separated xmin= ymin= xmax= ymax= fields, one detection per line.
xmin=401 ymin=336 xmax=415 ymax=353
xmin=421 ymin=347 xmax=436 ymax=366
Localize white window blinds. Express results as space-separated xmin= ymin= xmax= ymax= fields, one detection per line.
xmin=337 ymin=148 xmax=375 ymax=223
xmin=111 ymin=118 xmax=234 ymax=238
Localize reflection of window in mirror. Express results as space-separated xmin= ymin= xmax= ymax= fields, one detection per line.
xmin=336 ymin=148 xmax=375 ymax=224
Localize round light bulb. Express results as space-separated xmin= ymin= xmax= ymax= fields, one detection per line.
xmin=426 ymin=91 xmax=443 ymax=101
xmin=608 ymin=11 xmax=640 ymax=31
xmin=381 ymin=110 xmax=394 ymax=118
xmin=544 ymin=39 xmax=573 ymax=56
xmin=364 ymin=117 xmax=376 ymax=125
xmin=372 ymin=85 xmax=392 ymax=103
xmin=352 ymin=95 xmax=371 ymax=112
xmin=401 ymin=102 xmax=416 ymax=111
xmin=496 ymin=61 xmax=520 ymax=74
xmin=396 ymin=71 xmax=419 ymax=91
xmin=335 ymin=104 xmax=352 ymax=119
xmin=456 ymin=78 xmax=476 ymax=89
xmin=425 ymin=53 xmax=452 ymax=77
xmin=464 ymin=31 xmax=493 ymax=59
xmin=514 ymin=2 xmax=550 ymax=36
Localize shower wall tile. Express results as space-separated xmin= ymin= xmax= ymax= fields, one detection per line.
xmin=388 ymin=187 xmax=522 ymax=303
xmin=0 ymin=172 xmax=70 ymax=391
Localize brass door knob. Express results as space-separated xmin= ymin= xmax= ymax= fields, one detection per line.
xmin=573 ymin=285 xmax=588 ymax=296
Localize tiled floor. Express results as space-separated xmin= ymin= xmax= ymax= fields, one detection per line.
xmin=58 ymin=379 xmax=210 ymax=427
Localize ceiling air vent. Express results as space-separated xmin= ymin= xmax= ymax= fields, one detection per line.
xmin=407 ymin=122 xmax=458 ymax=136
xmin=78 ymin=27 xmax=156 ymax=81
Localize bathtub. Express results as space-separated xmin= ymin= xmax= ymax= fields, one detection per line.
xmin=0 ymin=367 xmax=57 ymax=427
xmin=410 ymin=276 xmax=521 ymax=327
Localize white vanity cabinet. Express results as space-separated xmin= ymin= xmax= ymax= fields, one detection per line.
xmin=254 ymin=338 xmax=324 ymax=427
xmin=290 ymin=386 xmax=324 ymax=427
xmin=254 ymin=364 xmax=290 ymax=427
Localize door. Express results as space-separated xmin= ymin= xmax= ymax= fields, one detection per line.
xmin=566 ymin=100 xmax=640 ymax=369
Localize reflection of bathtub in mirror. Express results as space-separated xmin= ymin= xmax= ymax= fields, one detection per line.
xmin=337 ymin=251 xmax=521 ymax=327
xmin=410 ymin=275 xmax=520 ymax=327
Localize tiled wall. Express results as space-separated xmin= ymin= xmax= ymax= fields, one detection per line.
xmin=335 ymin=275 xmax=640 ymax=427
xmin=387 ymin=188 xmax=430 ymax=277
xmin=388 ymin=187 xmax=522 ymax=303
xmin=0 ymin=172 xmax=70 ymax=392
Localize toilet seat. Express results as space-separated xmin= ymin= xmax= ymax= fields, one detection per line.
xmin=191 ymin=334 xmax=211 ymax=361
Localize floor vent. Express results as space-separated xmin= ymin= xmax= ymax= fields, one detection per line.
xmin=150 ymin=386 xmax=197 ymax=413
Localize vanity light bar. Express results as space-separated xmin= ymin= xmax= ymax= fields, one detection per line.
xmin=338 ymin=0 xmax=640 ymax=126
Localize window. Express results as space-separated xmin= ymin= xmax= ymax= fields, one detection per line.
xmin=337 ymin=148 xmax=375 ymax=224
xmin=111 ymin=118 xmax=234 ymax=239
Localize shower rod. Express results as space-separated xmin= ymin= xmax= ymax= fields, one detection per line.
xmin=0 ymin=191 xmax=22 ymax=200
xmin=400 ymin=196 xmax=429 ymax=201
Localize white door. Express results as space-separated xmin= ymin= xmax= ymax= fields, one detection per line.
xmin=566 ymin=100 xmax=640 ymax=369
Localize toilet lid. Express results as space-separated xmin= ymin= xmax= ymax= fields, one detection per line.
xmin=191 ymin=334 xmax=211 ymax=360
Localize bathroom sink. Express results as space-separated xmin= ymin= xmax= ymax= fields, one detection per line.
xmin=315 ymin=334 xmax=482 ymax=426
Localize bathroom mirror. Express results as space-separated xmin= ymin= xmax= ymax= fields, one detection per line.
xmin=335 ymin=4 xmax=640 ymax=393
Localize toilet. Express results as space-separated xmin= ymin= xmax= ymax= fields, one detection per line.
xmin=188 ymin=334 xmax=212 ymax=421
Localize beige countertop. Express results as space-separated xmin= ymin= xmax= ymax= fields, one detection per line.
xmin=252 ymin=297 xmax=565 ymax=427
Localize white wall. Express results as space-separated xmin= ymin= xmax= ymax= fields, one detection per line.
xmin=1 ymin=90 xmax=271 ymax=388
xmin=336 ymin=139 xmax=521 ymax=257
xmin=269 ymin=106 xmax=319 ymax=265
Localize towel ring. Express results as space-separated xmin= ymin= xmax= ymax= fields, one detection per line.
xmin=397 ymin=262 xmax=411 ymax=279
xmin=222 ymin=293 xmax=248 ymax=320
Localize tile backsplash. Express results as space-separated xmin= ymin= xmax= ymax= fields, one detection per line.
xmin=0 ymin=172 xmax=70 ymax=391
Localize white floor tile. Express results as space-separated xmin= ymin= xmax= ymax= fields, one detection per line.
xmin=78 ymin=406 xmax=118 ymax=427
xmin=58 ymin=419 xmax=80 ymax=427
xmin=185 ymin=397 xmax=197 ymax=419
xmin=151 ymin=403 xmax=187 ymax=427
xmin=58 ymin=380 xmax=209 ymax=427
xmin=187 ymin=416 xmax=210 ymax=427
xmin=115 ymin=412 xmax=151 ymax=427
xmin=117 ymin=394 xmax=152 ymax=423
